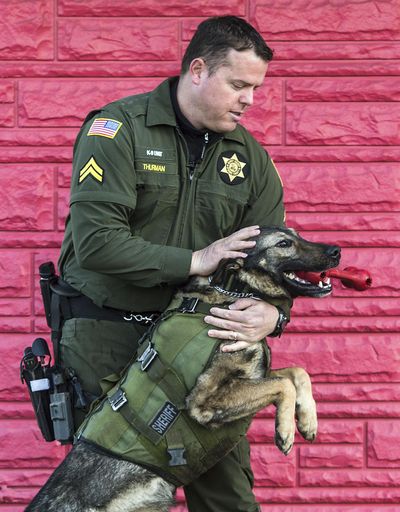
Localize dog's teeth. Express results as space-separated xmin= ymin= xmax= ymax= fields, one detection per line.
xmin=318 ymin=281 xmax=324 ymax=288
xmin=326 ymin=278 xmax=331 ymax=285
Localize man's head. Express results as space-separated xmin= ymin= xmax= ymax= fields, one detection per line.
xmin=181 ymin=16 xmax=273 ymax=76
xmin=178 ymin=16 xmax=273 ymax=133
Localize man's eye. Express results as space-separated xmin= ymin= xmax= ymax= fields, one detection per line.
xmin=232 ymin=83 xmax=244 ymax=90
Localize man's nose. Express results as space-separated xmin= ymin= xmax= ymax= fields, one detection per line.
xmin=240 ymin=89 xmax=253 ymax=106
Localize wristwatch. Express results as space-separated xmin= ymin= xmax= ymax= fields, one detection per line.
xmin=269 ymin=306 xmax=289 ymax=338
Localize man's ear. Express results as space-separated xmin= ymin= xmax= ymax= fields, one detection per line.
xmin=189 ymin=58 xmax=207 ymax=85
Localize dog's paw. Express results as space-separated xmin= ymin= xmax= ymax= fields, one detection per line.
xmin=274 ymin=424 xmax=295 ymax=455
xmin=296 ymin=399 xmax=318 ymax=442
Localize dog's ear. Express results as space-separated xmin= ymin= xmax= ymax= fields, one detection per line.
xmin=209 ymin=258 xmax=244 ymax=286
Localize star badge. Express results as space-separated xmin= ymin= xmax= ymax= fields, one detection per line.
xmin=218 ymin=151 xmax=249 ymax=185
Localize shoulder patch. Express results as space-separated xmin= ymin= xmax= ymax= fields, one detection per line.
xmin=79 ymin=156 xmax=104 ymax=184
xmin=87 ymin=118 xmax=122 ymax=139
xmin=217 ymin=151 xmax=249 ymax=185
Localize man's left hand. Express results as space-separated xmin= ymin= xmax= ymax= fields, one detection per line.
xmin=204 ymin=298 xmax=280 ymax=352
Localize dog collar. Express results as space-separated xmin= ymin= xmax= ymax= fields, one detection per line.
xmin=207 ymin=276 xmax=256 ymax=299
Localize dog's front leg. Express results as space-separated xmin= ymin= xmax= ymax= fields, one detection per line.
xmin=269 ymin=367 xmax=317 ymax=442
xmin=187 ymin=375 xmax=297 ymax=455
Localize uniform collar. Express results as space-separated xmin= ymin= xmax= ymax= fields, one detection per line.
xmin=146 ymin=77 xmax=247 ymax=146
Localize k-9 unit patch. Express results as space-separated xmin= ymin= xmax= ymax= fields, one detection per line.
xmin=87 ymin=118 xmax=122 ymax=139
xmin=150 ymin=401 xmax=179 ymax=436
xmin=217 ymin=151 xmax=249 ymax=185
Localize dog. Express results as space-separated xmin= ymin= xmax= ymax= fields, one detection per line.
xmin=26 ymin=227 xmax=340 ymax=512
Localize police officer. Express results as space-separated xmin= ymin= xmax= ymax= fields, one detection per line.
xmin=58 ymin=15 xmax=291 ymax=512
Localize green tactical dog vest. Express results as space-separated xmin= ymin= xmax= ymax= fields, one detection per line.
xmin=77 ymin=298 xmax=252 ymax=487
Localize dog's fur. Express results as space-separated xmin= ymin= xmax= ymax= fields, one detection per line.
xmin=26 ymin=227 xmax=340 ymax=512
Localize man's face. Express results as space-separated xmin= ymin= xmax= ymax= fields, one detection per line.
xmin=191 ymin=49 xmax=269 ymax=133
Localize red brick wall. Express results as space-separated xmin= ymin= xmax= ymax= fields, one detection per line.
xmin=1 ymin=1 xmax=399 ymax=510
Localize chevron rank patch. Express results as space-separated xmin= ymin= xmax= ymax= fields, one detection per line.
xmin=79 ymin=156 xmax=104 ymax=184
xmin=87 ymin=118 xmax=122 ymax=139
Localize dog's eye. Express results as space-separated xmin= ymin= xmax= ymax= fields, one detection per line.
xmin=276 ymin=240 xmax=293 ymax=248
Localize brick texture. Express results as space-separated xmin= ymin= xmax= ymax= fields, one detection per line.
xmin=0 ymin=1 xmax=398 ymax=510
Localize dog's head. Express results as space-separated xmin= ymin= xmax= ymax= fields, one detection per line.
xmin=214 ymin=227 xmax=341 ymax=300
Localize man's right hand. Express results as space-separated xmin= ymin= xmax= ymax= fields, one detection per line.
xmin=189 ymin=225 xmax=260 ymax=277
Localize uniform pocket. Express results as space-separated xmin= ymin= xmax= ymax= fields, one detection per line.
xmin=194 ymin=180 xmax=250 ymax=247
xmin=131 ymin=171 xmax=180 ymax=244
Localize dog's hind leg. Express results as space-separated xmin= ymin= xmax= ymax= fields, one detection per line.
xmin=269 ymin=367 xmax=317 ymax=442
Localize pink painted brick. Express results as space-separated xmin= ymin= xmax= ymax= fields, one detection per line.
xmin=58 ymin=164 xmax=73 ymax=188
xmin=316 ymin=402 xmax=400 ymax=419
xmin=368 ymin=420 xmax=400 ymax=468
xmin=0 ymin=80 xmax=15 ymax=102
xmin=0 ymin=128 xmax=78 ymax=146
xmin=58 ymin=19 xmax=179 ymax=61
xmin=251 ymin=444 xmax=296 ymax=487
xmin=286 ymin=103 xmax=400 ymax=145
xmin=0 ymin=165 xmax=54 ymax=231
xmin=249 ymin=419 xmax=364 ymax=444
xmin=0 ymin=0 xmax=53 ymax=59
xmin=291 ymin=297 xmax=400 ymax=318
xmin=299 ymin=445 xmax=363 ymax=468
xmin=0 ymin=317 xmax=31 ymax=333
xmin=19 ymin=79 xmax=162 ymax=126
xmin=0 ymin=61 xmax=180 ymax=79
xmin=0 ymin=253 xmax=30 ymax=298
xmin=286 ymin=77 xmax=400 ymax=102
xmin=241 ymin=79 xmax=283 ymax=145
xmin=57 ymin=187 xmax=70 ymax=231
xmin=286 ymin=212 xmax=400 ymax=232
xmin=261 ymin=507 xmax=400 ymax=512
xmin=0 ymin=468 xmax=53 ymax=487
xmin=279 ymin=163 xmax=400 ymax=213
xmin=314 ymin=383 xmax=400 ymax=402
xmin=0 ymin=147 xmax=72 ymax=164
xmin=255 ymin=486 xmax=400 ymax=504
xmin=0 ymin=299 xmax=30 ymax=317
xmin=300 ymin=468 xmax=400 ymax=487
xmin=0 ymin=103 xmax=14 ymax=127
xmin=271 ymin=145 xmax=400 ymax=164
xmin=268 ymin=333 xmax=400 ymax=383
xmin=0 ymin=233 xmax=63 ymax=250
xmin=287 ymin=315 xmax=400 ymax=333
xmin=58 ymin=0 xmax=245 ymax=16
xmin=0 ymin=420 xmax=65 ymax=468
xmin=272 ymin=41 xmax=400 ymax=60
xmin=250 ymin=0 xmax=400 ymax=40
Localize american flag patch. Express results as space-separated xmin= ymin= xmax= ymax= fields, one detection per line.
xmin=87 ymin=118 xmax=122 ymax=139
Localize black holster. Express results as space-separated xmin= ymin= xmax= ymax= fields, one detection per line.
xmin=20 ymin=339 xmax=75 ymax=443
xmin=39 ymin=261 xmax=81 ymax=363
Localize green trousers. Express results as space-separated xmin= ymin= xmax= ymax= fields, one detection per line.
xmin=59 ymin=318 xmax=260 ymax=512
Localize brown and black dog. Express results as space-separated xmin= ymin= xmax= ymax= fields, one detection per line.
xmin=27 ymin=227 xmax=340 ymax=512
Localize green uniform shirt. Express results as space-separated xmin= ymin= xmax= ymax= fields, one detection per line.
xmin=58 ymin=78 xmax=287 ymax=313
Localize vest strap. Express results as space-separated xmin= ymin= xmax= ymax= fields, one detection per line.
xmin=107 ymin=388 xmax=161 ymax=445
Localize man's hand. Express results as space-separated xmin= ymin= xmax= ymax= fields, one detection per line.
xmin=204 ymin=298 xmax=280 ymax=352
xmin=189 ymin=226 xmax=260 ymax=277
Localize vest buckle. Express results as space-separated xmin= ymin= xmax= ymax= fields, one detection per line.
xmin=167 ymin=447 xmax=187 ymax=466
xmin=138 ymin=342 xmax=158 ymax=371
xmin=108 ymin=388 xmax=128 ymax=411
xmin=179 ymin=297 xmax=199 ymax=314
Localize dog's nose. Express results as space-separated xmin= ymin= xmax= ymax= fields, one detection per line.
xmin=326 ymin=245 xmax=341 ymax=259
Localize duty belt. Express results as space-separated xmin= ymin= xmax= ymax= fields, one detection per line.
xmin=66 ymin=294 xmax=160 ymax=326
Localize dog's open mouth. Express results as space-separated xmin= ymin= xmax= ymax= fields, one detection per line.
xmin=283 ymin=271 xmax=332 ymax=297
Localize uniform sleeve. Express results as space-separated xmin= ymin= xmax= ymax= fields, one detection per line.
xmin=68 ymin=111 xmax=192 ymax=287
xmin=240 ymin=153 xmax=292 ymax=318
